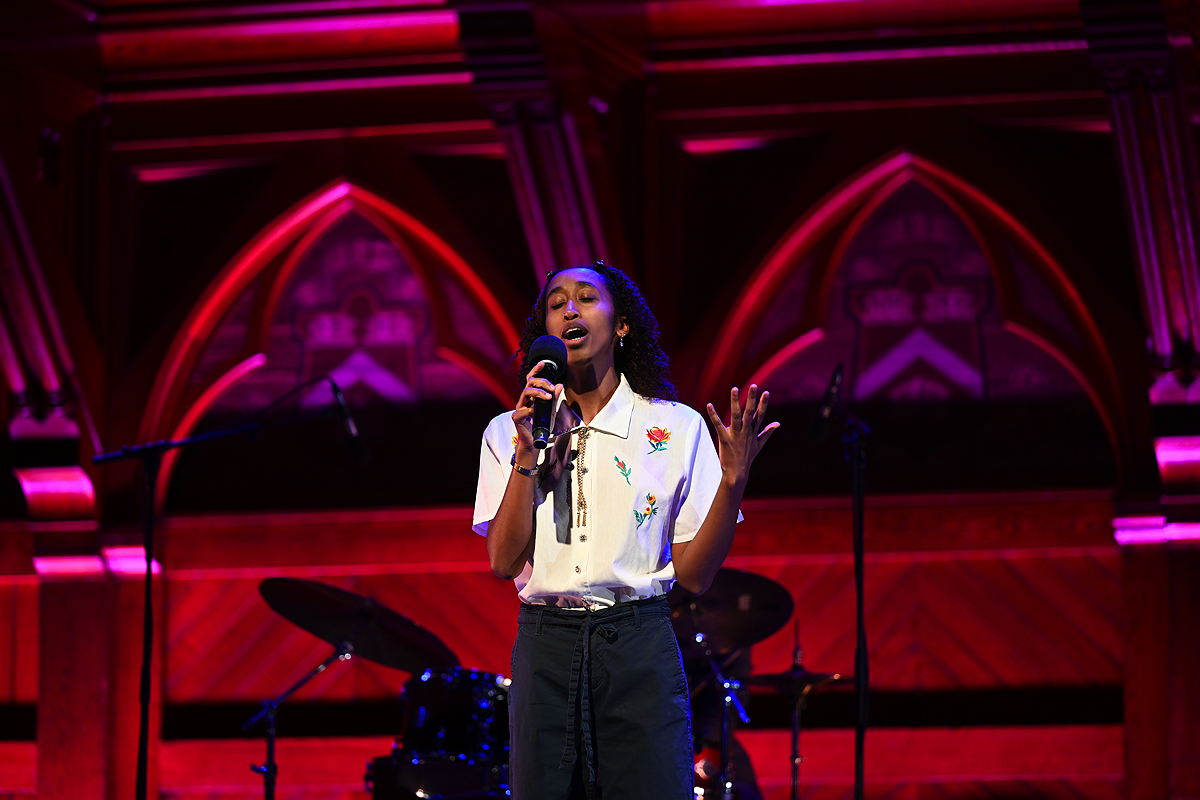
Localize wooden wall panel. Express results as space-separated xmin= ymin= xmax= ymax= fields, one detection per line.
xmin=0 ymin=579 xmax=37 ymax=703
xmin=166 ymin=570 xmax=518 ymax=702
xmin=725 ymin=549 xmax=1121 ymax=688
xmin=740 ymin=726 xmax=1123 ymax=800
xmin=152 ymin=726 xmax=1123 ymax=800
xmin=163 ymin=497 xmax=1121 ymax=705
xmin=160 ymin=737 xmax=389 ymax=800
xmin=0 ymin=742 xmax=34 ymax=797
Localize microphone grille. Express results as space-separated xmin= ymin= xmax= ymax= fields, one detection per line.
xmin=527 ymin=335 xmax=568 ymax=382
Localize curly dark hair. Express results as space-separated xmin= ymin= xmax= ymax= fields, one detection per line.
xmin=515 ymin=260 xmax=678 ymax=402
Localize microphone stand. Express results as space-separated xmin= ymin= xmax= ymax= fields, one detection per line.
xmin=814 ymin=365 xmax=872 ymax=800
xmin=92 ymin=376 xmax=357 ymax=800
xmin=242 ymin=641 xmax=354 ymax=800
xmin=843 ymin=411 xmax=870 ymax=800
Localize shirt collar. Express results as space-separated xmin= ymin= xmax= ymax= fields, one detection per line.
xmin=573 ymin=373 xmax=635 ymax=439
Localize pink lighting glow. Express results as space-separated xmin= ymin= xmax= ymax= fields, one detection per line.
xmin=1153 ymin=435 xmax=1200 ymax=487
xmin=681 ymin=136 xmax=771 ymax=154
xmin=33 ymin=555 xmax=105 ymax=577
xmin=652 ymin=40 xmax=1088 ymax=73
xmin=1113 ymin=517 xmax=1200 ymax=545
xmin=102 ymin=546 xmax=163 ymax=576
xmin=13 ymin=466 xmax=96 ymax=520
xmin=104 ymin=72 xmax=472 ymax=104
xmin=1153 ymin=435 xmax=1200 ymax=464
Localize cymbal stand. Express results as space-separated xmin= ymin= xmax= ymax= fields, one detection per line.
xmin=693 ymin=630 xmax=750 ymax=800
xmin=243 ymin=641 xmax=354 ymax=800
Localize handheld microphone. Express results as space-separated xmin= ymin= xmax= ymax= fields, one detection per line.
xmin=810 ymin=363 xmax=843 ymax=444
xmin=527 ymin=335 xmax=568 ymax=450
xmin=329 ymin=380 xmax=371 ymax=465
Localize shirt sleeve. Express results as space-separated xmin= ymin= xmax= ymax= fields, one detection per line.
xmin=671 ymin=410 xmax=742 ymax=544
xmin=473 ymin=417 xmax=512 ymax=537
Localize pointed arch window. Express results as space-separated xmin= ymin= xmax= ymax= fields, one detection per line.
xmin=142 ymin=181 xmax=519 ymax=510
xmin=703 ymin=152 xmax=1125 ymax=493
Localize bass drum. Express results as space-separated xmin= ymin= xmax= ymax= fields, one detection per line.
xmin=368 ymin=667 xmax=510 ymax=799
xmin=401 ymin=666 xmax=510 ymax=763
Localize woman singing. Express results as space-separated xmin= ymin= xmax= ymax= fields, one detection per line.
xmin=473 ymin=261 xmax=778 ymax=799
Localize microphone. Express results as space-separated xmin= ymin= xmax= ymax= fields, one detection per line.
xmin=810 ymin=363 xmax=843 ymax=444
xmin=329 ymin=380 xmax=371 ymax=465
xmin=527 ymin=335 xmax=568 ymax=450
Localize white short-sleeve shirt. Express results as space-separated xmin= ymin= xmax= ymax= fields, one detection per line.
xmin=473 ymin=374 xmax=740 ymax=609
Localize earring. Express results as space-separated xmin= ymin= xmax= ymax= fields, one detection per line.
xmin=619 ymin=336 xmax=625 ymax=348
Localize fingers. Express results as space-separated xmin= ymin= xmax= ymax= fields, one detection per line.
xmin=517 ymin=367 xmax=557 ymax=410
xmin=516 ymin=387 xmax=552 ymax=410
xmin=713 ymin=386 xmax=776 ymax=442
xmin=757 ymin=420 xmax=781 ymax=446
xmin=705 ymin=402 xmax=724 ymax=432
xmin=754 ymin=389 xmax=771 ymax=433
xmin=742 ymin=384 xmax=759 ymax=429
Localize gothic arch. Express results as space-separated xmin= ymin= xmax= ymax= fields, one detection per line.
xmin=699 ymin=150 xmax=1127 ymax=475
xmin=141 ymin=180 xmax=520 ymax=503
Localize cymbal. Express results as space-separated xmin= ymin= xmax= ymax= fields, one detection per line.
xmin=745 ymin=666 xmax=847 ymax=695
xmin=668 ymin=568 xmax=794 ymax=656
xmin=259 ymin=578 xmax=458 ymax=673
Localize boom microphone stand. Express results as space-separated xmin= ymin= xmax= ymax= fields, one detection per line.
xmin=243 ymin=641 xmax=353 ymax=800
xmin=812 ymin=364 xmax=871 ymax=800
xmin=92 ymin=376 xmax=366 ymax=800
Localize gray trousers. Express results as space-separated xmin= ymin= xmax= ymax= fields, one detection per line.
xmin=509 ymin=596 xmax=694 ymax=800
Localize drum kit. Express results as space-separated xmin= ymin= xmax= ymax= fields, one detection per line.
xmin=247 ymin=571 xmax=848 ymax=800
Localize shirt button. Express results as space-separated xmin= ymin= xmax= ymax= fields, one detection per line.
xmin=579 ymin=535 xmax=587 ymax=542
xmin=575 ymin=566 xmax=581 ymax=574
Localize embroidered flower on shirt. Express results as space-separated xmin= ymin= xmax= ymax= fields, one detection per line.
xmin=645 ymin=426 xmax=671 ymax=454
xmin=614 ymin=457 xmax=632 ymax=485
xmin=633 ymin=493 xmax=658 ymax=528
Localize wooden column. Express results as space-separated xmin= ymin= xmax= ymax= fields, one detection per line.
xmin=454 ymin=4 xmax=623 ymax=285
xmin=1121 ymin=547 xmax=1170 ymax=800
xmin=108 ymin=571 xmax=163 ymax=800
xmin=1167 ymin=549 xmax=1200 ymax=798
xmin=37 ymin=578 xmax=112 ymax=800
xmin=1084 ymin=3 xmax=1200 ymax=798
xmin=1083 ymin=0 xmax=1200 ymax=400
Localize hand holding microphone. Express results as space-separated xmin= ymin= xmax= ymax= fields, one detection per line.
xmin=512 ymin=335 xmax=568 ymax=466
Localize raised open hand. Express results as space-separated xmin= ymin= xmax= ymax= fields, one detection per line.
xmin=704 ymin=384 xmax=780 ymax=487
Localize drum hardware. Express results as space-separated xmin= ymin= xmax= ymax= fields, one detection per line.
xmin=694 ymin=629 xmax=750 ymax=800
xmin=669 ymin=568 xmax=794 ymax=800
xmin=251 ymin=578 xmax=474 ymax=800
xmin=367 ymin=666 xmax=511 ymax=799
xmin=258 ymin=578 xmax=459 ymax=672
xmin=744 ymin=620 xmax=849 ymax=800
xmin=243 ymin=640 xmax=354 ymax=800
xmin=668 ymin=568 xmax=795 ymax=657
xmin=670 ymin=568 xmax=853 ymax=800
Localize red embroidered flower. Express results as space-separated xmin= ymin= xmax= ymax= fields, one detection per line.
xmin=645 ymin=427 xmax=671 ymax=453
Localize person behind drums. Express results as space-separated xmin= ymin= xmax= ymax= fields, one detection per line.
xmin=473 ymin=260 xmax=779 ymax=800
